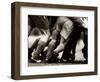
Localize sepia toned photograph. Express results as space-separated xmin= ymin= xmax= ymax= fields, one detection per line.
xmin=11 ymin=2 xmax=97 ymax=79
xmin=28 ymin=15 xmax=88 ymax=65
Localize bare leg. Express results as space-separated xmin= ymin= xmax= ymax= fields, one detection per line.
xmin=46 ymin=40 xmax=56 ymax=61
xmin=31 ymin=34 xmax=49 ymax=61
xmin=54 ymin=37 xmax=65 ymax=54
xmin=46 ymin=29 xmax=59 ymax=60
xmin=32 ymin=40 xmax=46 ymax=59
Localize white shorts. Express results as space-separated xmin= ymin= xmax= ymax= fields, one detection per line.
xmin=28 ymin=34 xmax=49 ymax=48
